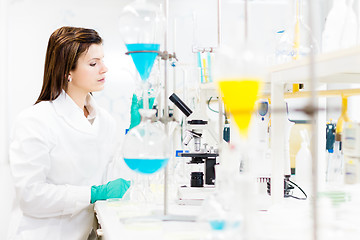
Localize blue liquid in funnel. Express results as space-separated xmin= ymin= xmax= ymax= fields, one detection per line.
xmin=126 ymin=43 xmax=160 ymax=81
xmin=124 ymin=158 xmax=169 ymax=174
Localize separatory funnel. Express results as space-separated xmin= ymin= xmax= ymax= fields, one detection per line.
xmin=214 ymin=43 xmax=264 ymax=138
xmin=119 ymin=0 xmax=170 ymax=202
xmin=218 ymin=80 xmax=261 ymax=138
xmin=126 ymin=43 xmax=160 ymax=82
xmin=119 ymin=0 xmax=163 ymax=83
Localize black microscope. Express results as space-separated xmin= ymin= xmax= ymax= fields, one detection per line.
xmin=169 ymin=93 xmax=218 ymax=188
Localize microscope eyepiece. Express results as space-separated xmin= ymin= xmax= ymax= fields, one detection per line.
xmin=169 ymin=93 xmax=193 ymax=117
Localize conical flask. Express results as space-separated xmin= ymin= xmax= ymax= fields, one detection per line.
xmin=119 ymin=0 xmax=163 ymax=82
xmin=122 ymin=109 xmax=170 ymax=174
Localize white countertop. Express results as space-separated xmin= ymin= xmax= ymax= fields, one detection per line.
xmin=94 ymin=200 xmax=211 ymax=240
xmin=95 ymin=183 xmax=360 ymax=240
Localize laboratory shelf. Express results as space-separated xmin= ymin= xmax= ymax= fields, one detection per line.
xmin=267 ymin=46 xmax=360 ymax=205
xmin=270 ymin=46 xmax=360 ymax=84
xmin=262 ymin=88 xmax=360 ymax=99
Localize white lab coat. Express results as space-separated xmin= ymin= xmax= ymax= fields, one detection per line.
xmin=9 ymin=91 xmax=119 ymax=240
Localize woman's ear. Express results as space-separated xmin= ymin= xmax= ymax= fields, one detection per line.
xmin=66 ymin=73 xmax=72 ymax=82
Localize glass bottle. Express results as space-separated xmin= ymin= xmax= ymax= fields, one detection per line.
xmin=322 ymin=0 xmax=357 ymax=53
xmin=273 ymin=29 xmax=293 ymax=65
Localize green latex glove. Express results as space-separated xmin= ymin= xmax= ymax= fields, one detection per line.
xmin=129 ymin=94 xmax=155 ymax=130
xmin=90 ymin=178 xmax=131 ymax=203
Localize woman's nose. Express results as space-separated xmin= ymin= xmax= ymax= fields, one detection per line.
xmin=101 ymin=63 xmax=108 ymax=74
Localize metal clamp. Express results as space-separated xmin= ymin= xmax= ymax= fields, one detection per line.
xmin=125 ymin=50 xmax=159 ymax=55
xmin=125 ymin=50 xmax=178 ymax=62
xmin=158 ymin=51 xmax=178 ymax=61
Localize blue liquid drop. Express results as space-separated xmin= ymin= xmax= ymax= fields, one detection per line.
xmin=126 ymin=43 xmax=160 ymax=81
xmin=209 ymin=220 xmax=226 ymax=230
xmin=124 ymin=158 xmax=169 ymax=174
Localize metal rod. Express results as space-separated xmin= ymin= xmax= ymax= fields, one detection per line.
xmin=217 ymin=0 xmax=223 ymax=163
xmin=173 ymin=18 xmax=177 ymax=97
xmin=125 ymin=50 xmax=160 ymax=55
xmin=261 ymin=88 xmax=360 ymax=99
xmin=163 ymin=0 xmax=169 ymax=216
xmin=217 ymin=0 xmax=222 ymax=47
xmin=244 ymin=0 xmax=248 ymax=41
xmin=307 ymin=0 xmax=318 ymax=239
xmin=218 ymin=97 xmax=224 ymax=151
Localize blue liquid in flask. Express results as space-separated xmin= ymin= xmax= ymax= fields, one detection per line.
xmin=126 ymin=43 xmax=160 ymax=81
xmin=124 ymin=158 xmax=169 ymax=174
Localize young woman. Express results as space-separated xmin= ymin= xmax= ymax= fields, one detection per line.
xmin=9 ymin=26 xmax=130 ymax=240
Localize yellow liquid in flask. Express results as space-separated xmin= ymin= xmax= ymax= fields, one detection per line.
xmin=218 ymin=78 xmax=261 ymax=137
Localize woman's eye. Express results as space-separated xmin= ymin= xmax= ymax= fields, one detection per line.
xmin=90 ymin=63 xmax=97 ymax=67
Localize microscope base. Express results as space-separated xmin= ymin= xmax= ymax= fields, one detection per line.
xmin=177 ymin=185 xmax=215 ymax=205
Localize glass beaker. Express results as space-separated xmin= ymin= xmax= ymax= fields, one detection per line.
xmin=122 ymin=109 xmax=171 ymax=202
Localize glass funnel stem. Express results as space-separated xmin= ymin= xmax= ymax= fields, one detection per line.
xmin=143 ymin=88 xmax=150 ymax=110
xmin=140 ymin=80 xmax=151 ymax=110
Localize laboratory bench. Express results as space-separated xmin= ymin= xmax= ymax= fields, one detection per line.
xmin=94 ymin=182 xmax=360 ymax=240
xmin=94 ymin=200 xmax=210 ymax=240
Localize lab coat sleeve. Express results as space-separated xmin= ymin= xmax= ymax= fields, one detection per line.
xmin=102 ymin=109 xmax=135 ymax=183
xmin=9 ymin=111 xmax=91 ymax=218
xmin=104 ymin=112 xmax=123 ymax=182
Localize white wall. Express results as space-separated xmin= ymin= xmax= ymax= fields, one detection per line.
xmin=0 ymin=0 xmax=12 ymax=238
xmin=0 ymin=0 xmax=9 ymax=165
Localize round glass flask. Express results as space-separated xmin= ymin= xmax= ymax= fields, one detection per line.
xmin=122 ymin=109 xmax=170 ymax=174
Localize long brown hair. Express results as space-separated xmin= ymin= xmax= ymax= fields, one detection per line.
xmin=35 ymin=26 xmax=102 ymax=104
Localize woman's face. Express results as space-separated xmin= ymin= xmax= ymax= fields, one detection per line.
xmin=69 ymin=43 xmax=108 ymax=94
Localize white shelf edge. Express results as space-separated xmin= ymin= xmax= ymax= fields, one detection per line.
xmin=269 ymin=46 xmax=360 ymax=84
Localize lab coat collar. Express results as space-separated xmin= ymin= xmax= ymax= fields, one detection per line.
xmin=52 ymin=90 xmax=100 ymax=135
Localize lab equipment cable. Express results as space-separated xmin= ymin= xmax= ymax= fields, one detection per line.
xmin=285 ymin=179 xmax=307 ymax=200
xmin=206 ymin=96 xmax=230 ymax=142
xmin=207 ymin=96 xmax=219 ymax=113
xmin=264 ymin=177 xmax=307 ymax=200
